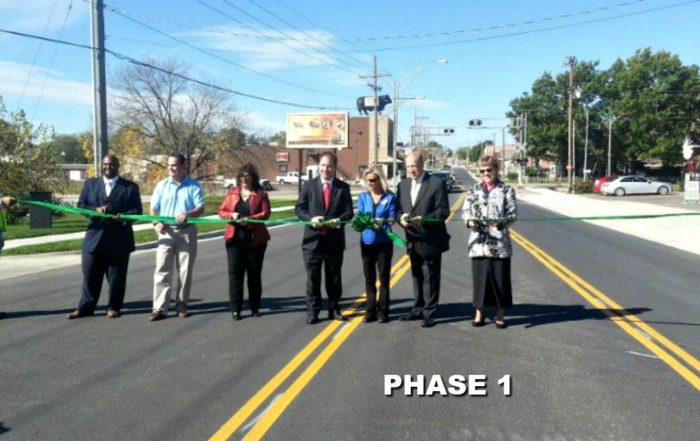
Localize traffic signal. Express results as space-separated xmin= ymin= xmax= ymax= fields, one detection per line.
xmin=443 ymin=128 xmax=455 ymax=135
xmin=468 ymin=119 xmax=482 ymax=127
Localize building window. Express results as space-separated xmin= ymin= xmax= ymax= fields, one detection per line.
xmin=278 ymin=164 xmax=288 ymax=172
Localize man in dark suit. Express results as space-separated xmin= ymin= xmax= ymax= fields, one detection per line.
xmin=68 ymin=155 xmax=143 ymax=319
xmin=295 ymin=151 xmax=354 ymax=324
xmin=396 ymin=152 xmax=450 ymax=327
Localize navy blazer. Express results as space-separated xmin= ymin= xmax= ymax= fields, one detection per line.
xmin=78 ymin=177 xmax=143 ymax=254
xmin=396 ymin=173 xmax=450 ymax=257
xmin=295 ymin=177 xmax=354 ymax=252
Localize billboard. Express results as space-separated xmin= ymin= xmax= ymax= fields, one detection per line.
xmin=276 ymin=152 xmax=289 ymax=162
xmin=286 ymin=112 xmax=349 ymax=149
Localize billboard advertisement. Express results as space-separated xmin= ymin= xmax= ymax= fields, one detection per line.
xmin=286 ymin=112 xmax=349 ymax=149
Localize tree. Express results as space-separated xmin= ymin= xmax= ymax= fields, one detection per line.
xmin=46 ymin=134 xmax=88 ymax=163
xmin=603 ymin=49 xmax=700 ymax=167
xmin=0 ymin=97 xmax=66 ymax=198
xmin=455 ymin=147 xmax=468 ymax=161
xmin=113 ymin=58 xmax=247 ymax=178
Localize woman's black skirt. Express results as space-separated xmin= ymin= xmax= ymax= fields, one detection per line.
xmin=471 ymin=257 xmax=512 ymax=308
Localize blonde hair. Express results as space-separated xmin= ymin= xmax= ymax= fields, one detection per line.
xmin=362 ymin=165 xmax=388 ymax=193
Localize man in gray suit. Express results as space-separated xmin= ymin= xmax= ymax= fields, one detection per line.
xmin=396 ymin=152 xmax=450 ymax=327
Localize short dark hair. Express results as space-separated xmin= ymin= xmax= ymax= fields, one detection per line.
xmin=319 ymin=151 xmax=338 ymax=167
xmin=169 ymin=153 xmax=186 ymax=165
xmin=237 ymin=163 xmax=262 ymax=191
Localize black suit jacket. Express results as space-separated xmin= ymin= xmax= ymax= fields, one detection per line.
xmin=295 ymin=177 xmax=354 ymax=252
xmin=396 ymin=173 xmax=450 ymax=257
xmin=78 ymin=176 xmax=143 ymax=254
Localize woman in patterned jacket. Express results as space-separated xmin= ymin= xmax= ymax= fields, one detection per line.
xmin=462 ymin=156 xmax=517 ymax=329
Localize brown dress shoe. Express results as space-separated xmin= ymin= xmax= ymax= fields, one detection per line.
xmin=67 ymin=309 xmax=88 ymax=320
xmin=106 ymin=309 xmax=121 ymax=318
xmin=149 ymin=310 xmax=166 ymax=321
xmin=177 ymin=310 xmax=190 ymax=318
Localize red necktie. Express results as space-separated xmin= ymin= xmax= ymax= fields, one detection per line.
xmin=323 ymin=182 xmax=331 ymax=210
xmin=321 ymin=182 xmax=331 ymax=236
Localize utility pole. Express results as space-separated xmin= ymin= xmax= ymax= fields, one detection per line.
xmin=392 ymin=81 xmax=398 ymax=183
xmin=90 ymin=0 xmax=108 ymax=176
xmin=565 ymin=56 xmax=576 ymax=193
xmin=359 ymin=55 xmax=390 ymax=169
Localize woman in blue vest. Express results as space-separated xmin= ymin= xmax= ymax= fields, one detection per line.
xmin=356 ymin=166 xmax=397 ymax=323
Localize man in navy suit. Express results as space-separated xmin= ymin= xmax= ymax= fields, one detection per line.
xmin=295 ymin=151 xmax=354 ymax=324
xmin=396 ymin=152 xmax=450 ymax=328
xmin=68 ymin=155 xmax=142 ymax=319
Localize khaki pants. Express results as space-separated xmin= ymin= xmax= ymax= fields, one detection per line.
xmin=152 ymin=225 xmax=197 ymax=313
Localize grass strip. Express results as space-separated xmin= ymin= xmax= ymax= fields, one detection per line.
xmin=4 ymin=210 xmax=296 ymax=256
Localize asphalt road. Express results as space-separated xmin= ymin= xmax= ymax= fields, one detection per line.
xmin=1 ymin=171 xmax=698 ymax=440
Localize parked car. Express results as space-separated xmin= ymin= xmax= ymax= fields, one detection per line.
xmin=224 ymin=177 xmax=273 ymax=191
xmin=429 ymin=171 xmax=453 ymax=191
xmin=601 ymin=175 xmax=672 ymax=196
xmin=593 ymin=175 xmax=619 ymax=193
xmin=275 ymin=171 xmax=308 ymax=185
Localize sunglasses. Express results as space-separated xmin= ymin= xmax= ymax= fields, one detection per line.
xmin=367 ymin=178 xmax=377 ymax=183
xmin=479 ymin=168 xmax=493 ymax=174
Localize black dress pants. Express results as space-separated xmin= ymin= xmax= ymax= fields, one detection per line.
xmin=79 ymin=242 xmax=131 ymax=314
xmin=303 ymin=240 xmax=344 ymax=317
xmin=408 ymin=251 xmax=442 ymax=320
xmin=361 ymin=242 xmax=393 ymax=318
xmin=226 ymin=243 xmax=267 ymax=313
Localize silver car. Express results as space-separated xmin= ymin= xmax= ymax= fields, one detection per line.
xmin=601 ymin=175 xmax=672 ymax=196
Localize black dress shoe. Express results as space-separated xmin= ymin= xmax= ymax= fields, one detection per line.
xmin=471 ymin=320 xmax=485 ymax=327
xmin=421 ymin=318 xmax=435 ymax=328
xmin=378 ymin=315 xmax=389 ymax=323
xmin=363 ymin=314 xmax=377 ymax=323
xmin=334 ymin=312 xmax=348 ymax=321
xmin=0 ymin=311 xmax=7 ymax=320
xmin=233 ymin=312 xmax=242 ymax=321
xmin=307 ymin=316 xmax=319 ymax=325
xmin=399 ymin=313 xmax=421 ymax=321
xmin=252 ymin=311 xmax=262 ymax=318
xmin=495 ymin=321 xmax=508 ymax=329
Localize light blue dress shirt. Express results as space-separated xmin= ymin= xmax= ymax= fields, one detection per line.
xmin=151 ymin=176 xmax=204 ymax=223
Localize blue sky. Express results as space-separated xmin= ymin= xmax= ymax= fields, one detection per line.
xmin=1 ymin=0 xmax=699 ymax=149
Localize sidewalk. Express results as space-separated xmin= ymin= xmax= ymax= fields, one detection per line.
xmin=517 ymin=187 xmax=700 ymax=257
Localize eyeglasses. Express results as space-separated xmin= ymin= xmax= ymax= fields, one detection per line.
xmin=479 ymin=168 xmax=493 ymax=174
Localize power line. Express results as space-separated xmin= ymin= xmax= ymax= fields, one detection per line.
xmin=16 ymin=0 xmax=60 ymax=112
xmin=0 ymin=28 xmax=351 ymax=110
xmin=344 ymin=0 xmax=700 ymax=53
xmin=332 ymin=0 xmax=652 ymax=43
xmin=105 ymin=4 xmax=353 ymax=99
xmin=196 ymin=0 xmax=363 ymax=76
xmin=214 ymin=0 xmax=366 ymax=72
xmin=244 ymin=0 xmax=371 ymax=69
xmin=31 ymin=0 xmax=75 ymax=121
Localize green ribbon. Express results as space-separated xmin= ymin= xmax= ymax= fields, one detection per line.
xmin=350 ymin=212 xmax=407 ymax=247
xmin=20 ymin=199 xmax=700 ymax=229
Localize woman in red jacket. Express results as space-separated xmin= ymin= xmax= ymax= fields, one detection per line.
xmin=218 ymin=163 xmax=271 ymax=320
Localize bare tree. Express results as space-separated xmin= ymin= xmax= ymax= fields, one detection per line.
xmin=112 ymin=58 xmax=247 ymax=178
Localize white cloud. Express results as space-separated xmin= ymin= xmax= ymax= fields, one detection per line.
xmin=189 ymin=25 xmax=339 ymax=71
xmin=0 ymin=60 xmax=93 ymax=106
xmin=413 ymin=98 xmax=448 ymax=110
xmin=0 ymin=0 xmax=85 ymax=32
xmin=245 ymin=111 xmax=285 ymax=135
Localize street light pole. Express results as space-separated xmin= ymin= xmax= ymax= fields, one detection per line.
xmin=391 ymin=59 xmax=447 ymax=183
xmin=607 ymin=116 xmax=614 ymax=176
xmin=583 ymin=104 xmax=590 ymax=180
xmin=565 ymin=56 xmax=576 ymax=193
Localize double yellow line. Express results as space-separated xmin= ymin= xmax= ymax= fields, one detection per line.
xmin=211 ymin=195 xmax=466 ymax=440
xmin=511 ymin=230 xmax=700 ymax=392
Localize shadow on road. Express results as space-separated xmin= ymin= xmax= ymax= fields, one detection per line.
xmin=417 ymin=302 xmax=657 ymax=328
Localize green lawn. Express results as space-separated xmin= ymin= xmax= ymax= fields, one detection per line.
xmin=4 ymin=210 xmax=297 ymax=256
xmin=5 ymin=198 xmax=298 ymax=240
